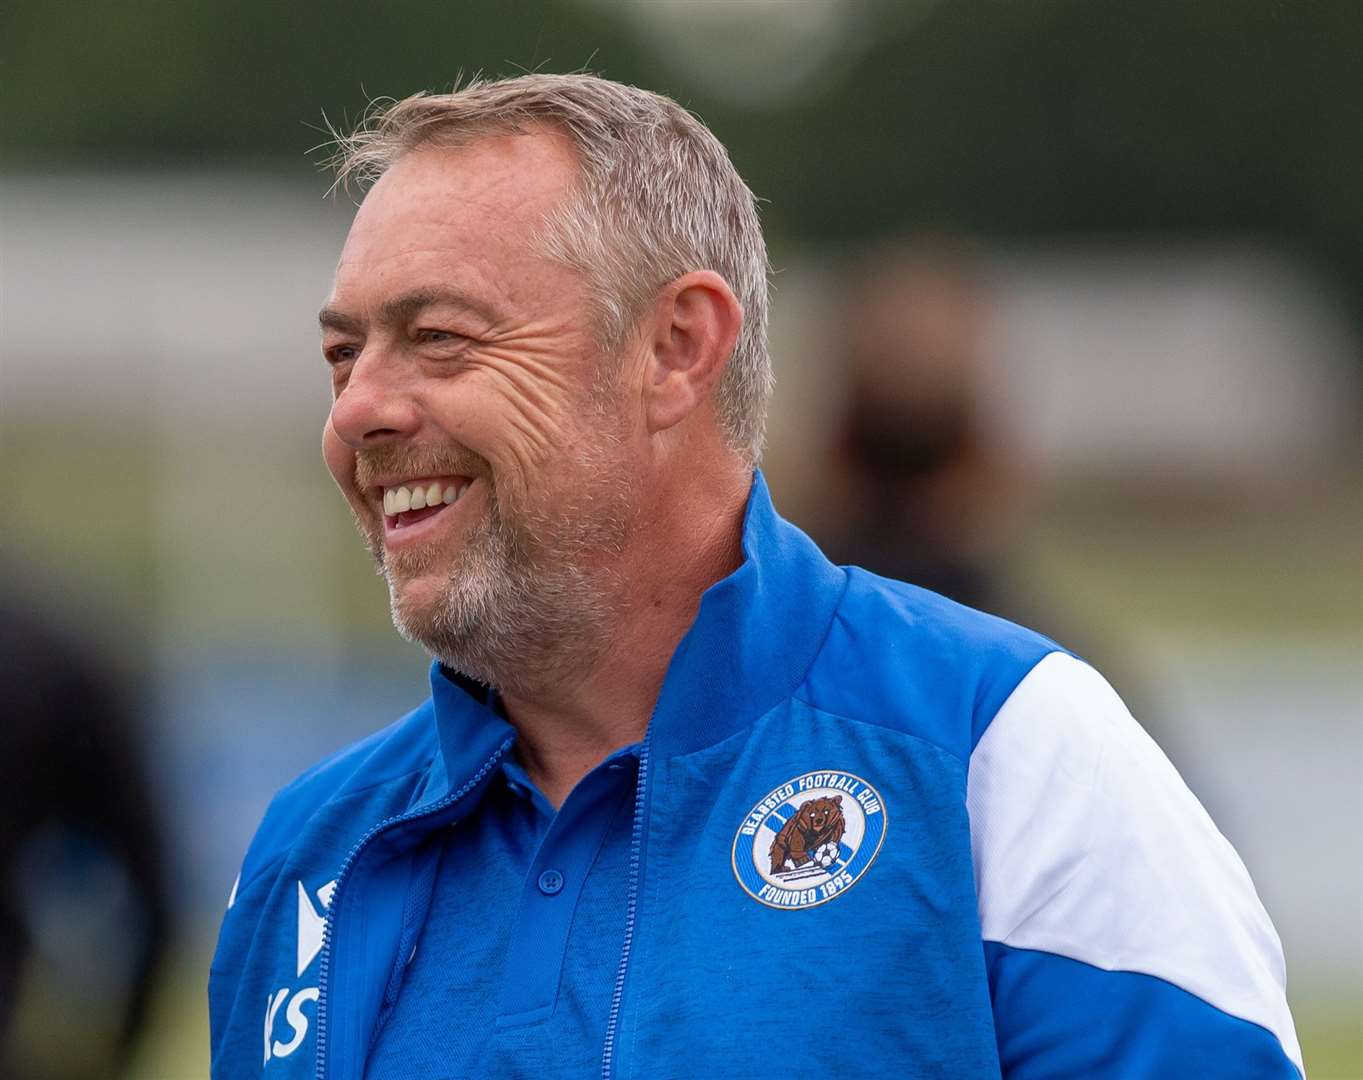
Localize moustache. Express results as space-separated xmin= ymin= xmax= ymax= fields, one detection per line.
xmin=354 ymin=444 xmax=490 ymax=490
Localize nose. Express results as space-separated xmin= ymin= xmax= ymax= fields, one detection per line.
xmin=328 ymin=352 xmax=421 ymax=449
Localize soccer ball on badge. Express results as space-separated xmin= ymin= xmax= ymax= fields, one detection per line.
xmin=812 ymin=841 xmax=840 ymax=870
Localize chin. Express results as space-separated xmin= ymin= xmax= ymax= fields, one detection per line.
xmin=387 ymin=586 xmax=448 ymax=659
xmin=385 ymin=570 xmax=448 ymax=628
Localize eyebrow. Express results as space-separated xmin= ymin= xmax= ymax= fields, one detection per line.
xmin=318 ymin=287 xmax=499 ymax=334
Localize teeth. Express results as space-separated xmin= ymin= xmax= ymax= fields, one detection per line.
xmin=383 ymin=479 xmax=470 ymax=518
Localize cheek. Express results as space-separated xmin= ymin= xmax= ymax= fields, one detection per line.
xmin=432 ymin=390 xmax=542 ymax=501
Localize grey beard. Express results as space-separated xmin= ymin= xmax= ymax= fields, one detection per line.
xmin=373 ymin=474 xmax=631 ymax=697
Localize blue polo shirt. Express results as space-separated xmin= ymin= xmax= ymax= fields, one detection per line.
xmin=364 ymin=739 xmax=640 ymax=1078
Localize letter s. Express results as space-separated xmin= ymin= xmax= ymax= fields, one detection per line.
xmin=271 ymin=986 xmax=319 ymax=1059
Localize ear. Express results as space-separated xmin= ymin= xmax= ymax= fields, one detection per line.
xmin=832 ymin=796 xmax=842 ymax=806
xmin=642 ymin=270 xmax=743 ymax=438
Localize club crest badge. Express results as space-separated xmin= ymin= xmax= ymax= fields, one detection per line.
xmin=731 ymin=770 xmax=886 ymax=910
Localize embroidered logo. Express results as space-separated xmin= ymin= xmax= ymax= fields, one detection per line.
xmin=732 ymin=770 xmax=886 ymax=910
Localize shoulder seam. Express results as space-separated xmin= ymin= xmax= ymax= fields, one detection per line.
xmin=233 ymin=849 xmax=288 ymax=906
xmin=969 ymin=647 xmax=1066 ymax=756
xmin=790 ymin=693 xmax=971 ymax=773
xmin=293 ymin=759 xmax=433 ymax=805
xmin=239 ymin=760 xmax=432 ymax=896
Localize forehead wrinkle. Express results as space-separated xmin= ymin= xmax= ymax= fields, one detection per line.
xmin=379 ymin=286 xmax=501 ymax=328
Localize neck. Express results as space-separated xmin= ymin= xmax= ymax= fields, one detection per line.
xmin=500 ymin=461 xmax=750 ymax=808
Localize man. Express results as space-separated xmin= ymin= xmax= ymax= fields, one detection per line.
xmin=210 ymin=74 xmax=1302 ymax=1078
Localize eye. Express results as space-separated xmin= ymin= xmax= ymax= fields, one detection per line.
xmin=416 ymin=328 xmax=465 ymax=346
xmin=324 ymin=344 xmax=360 ymax=365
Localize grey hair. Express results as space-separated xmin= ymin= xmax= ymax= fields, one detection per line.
xmin=324 ymin=73 xmax=773 ymax=464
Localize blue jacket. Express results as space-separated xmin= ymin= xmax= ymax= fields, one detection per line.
xmin=210 ymin=473 xmax=1302 ymax=1078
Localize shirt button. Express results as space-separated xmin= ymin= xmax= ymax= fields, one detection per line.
xmin=537 ymin=869 xmax=565 ymax=895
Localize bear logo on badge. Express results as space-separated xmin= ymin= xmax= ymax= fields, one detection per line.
xmin=769 ymin=795 xmax=845 ymax=875
xmin=732 ymin=770 xmax=886 ymax=910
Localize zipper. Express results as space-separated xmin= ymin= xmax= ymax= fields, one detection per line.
xmin=314 ymin=738 xmax=513 ymax=1080
xmin=601 ymin=727 xmax=652 ymax=1080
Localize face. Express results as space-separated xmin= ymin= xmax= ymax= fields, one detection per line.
xmin=320 ymin=133 xmax=638 ymax=691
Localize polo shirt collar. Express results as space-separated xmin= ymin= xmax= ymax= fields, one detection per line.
xmin=427 ymin=470 xmax=847 ymax=794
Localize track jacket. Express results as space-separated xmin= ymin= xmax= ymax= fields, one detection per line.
xmin=210 ymin=472 xmax=1302 ymax=1078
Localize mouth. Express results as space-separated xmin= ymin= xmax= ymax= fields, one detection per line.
xmin=375 ymin=475 xmax=476 ymax=542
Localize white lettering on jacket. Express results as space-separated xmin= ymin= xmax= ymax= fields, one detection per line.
xmin=262 ymin=878 xmax=335 ymax=1067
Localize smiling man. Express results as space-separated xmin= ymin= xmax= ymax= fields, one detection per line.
xmin=209 ymin=75 xmax=1302 ymax=1079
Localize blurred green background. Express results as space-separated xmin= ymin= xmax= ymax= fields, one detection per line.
xmin=2 ymin=1 xmax=1359 ymax=1077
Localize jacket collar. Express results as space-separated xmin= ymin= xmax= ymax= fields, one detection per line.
xmin=426 ymin=470 xmax=847 ymax=795
xmin=646 ymin=471 xmax=847 ymax=758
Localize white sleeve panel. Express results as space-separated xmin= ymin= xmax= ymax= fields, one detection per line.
xmin=967 ymin=651 xmax=1301 ymax=1074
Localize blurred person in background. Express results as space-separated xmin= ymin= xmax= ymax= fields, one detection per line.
xmin=0 ymin=589 xmax=168 ymax=1080
xmin=210 ymin=74 xmax=1302 ymax=1079
xmin=824 ymin=237 xmax=1005 ymax=611
xmin=821 ymin=237 xmax=1145 ymax=706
